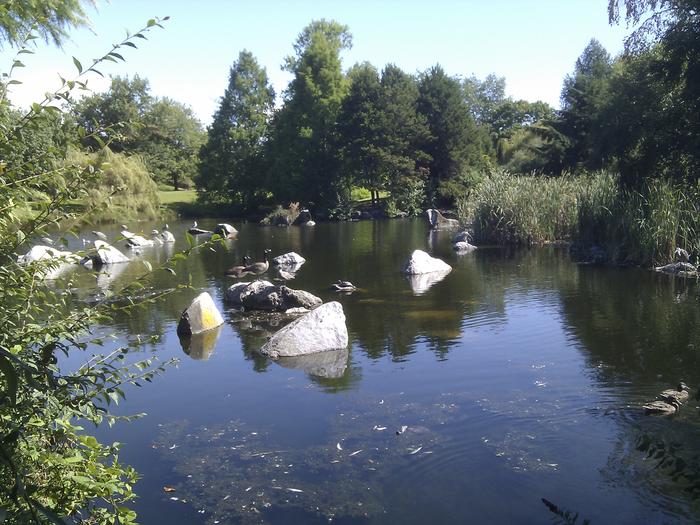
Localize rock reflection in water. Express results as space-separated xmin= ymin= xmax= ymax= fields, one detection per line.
xmin=180 ymin=324 xmax=223 ymax=360
xmin=275 ymin=347 xmax=349 ymax=379
xmin=406 ymin=269 xmax=451 ymax=295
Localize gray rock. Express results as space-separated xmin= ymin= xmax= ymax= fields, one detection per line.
xmin=177 ymin=292 xmax=225 ymax=336
xmin=214 ymin=223 xmax=238 ymax=238
xmin=426 ymin=209 xmax=459 ymax=230
xmin=273 ymin=252 xmax=306 ymax=266
xmin=402 ymin=249 xmax=452 ymax=275
xmin=121 ymin=229 xmax=154 ymax=248
xmin=224 ymin=280 xmax=322 ymax=312
xmin=260 ymin=301 xmax=348 ymax=358
xmin=275 ymin=347 xmax=349 ymax=378
xmin=655 ymin=261 xmax=697 ymax=276
xmin=453 ymin=241 xmax=476 ymax=253
xmin=91 ymin=240 xmax=130 ymax=265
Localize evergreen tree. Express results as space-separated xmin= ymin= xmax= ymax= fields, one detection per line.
xmin=198 ymin=50 xmax=274 ymax=208
xmin=267 ymin=19 xmax=351 ymax=208
xmin=417 ymin=65 xmax=489 ymax=205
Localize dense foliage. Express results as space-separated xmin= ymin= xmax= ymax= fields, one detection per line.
xmin=0 ymin=15 xmax=179 ymax=524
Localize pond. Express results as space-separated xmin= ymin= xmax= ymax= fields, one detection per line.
xmin=57 ymin=218 xmax=700 ymax=524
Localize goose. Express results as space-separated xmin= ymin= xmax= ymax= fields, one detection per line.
xmin=225 ymin=255 xmax=252 ymax=277
xmin=243 ymin=249 xmax=271 ymax=277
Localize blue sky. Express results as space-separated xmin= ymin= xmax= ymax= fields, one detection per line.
xmin=2 ymin=0 xmax=633 ymax=124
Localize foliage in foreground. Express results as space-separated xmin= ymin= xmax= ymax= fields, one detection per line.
xmin=461 ymin=171 xmax=700 ymax=266
xmin=0 ymin=15 xmax=180 ymax=524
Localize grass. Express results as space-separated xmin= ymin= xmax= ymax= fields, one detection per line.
xmin=158 ymin=189 xmax=197 ymax=205
xmin=458 ymin=170 xmax=700 ymax=266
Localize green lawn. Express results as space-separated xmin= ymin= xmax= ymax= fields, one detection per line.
xmin=158 ymin=189 xmax=197 ymax=205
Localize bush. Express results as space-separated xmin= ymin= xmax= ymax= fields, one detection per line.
xmin=68 ymin=147 xmax=161 ymax=223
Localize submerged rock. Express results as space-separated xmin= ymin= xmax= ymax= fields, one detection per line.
xmin=453 ymin=241 xmax=476 ymax=253
xmin=402 ymin=249 xmax=452 ymax=275
xmin=426 ymin=209 xmax=459 ymax=230
xmin=177 ymin=292 xmax=225 ymax=336
xmin=225 ymin=280 xmax=322 ymax=312
xmin=260 ymin=301 xmax=348 ymax=358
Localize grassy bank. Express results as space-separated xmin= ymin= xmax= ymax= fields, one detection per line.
xmin=458 ymin=171 xmax=700 ymax=266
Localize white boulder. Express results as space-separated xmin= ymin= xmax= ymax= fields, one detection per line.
xmin=121 ymin=230 xmax=154 ymax=248
xmin=92 ymin=240 xmax=130 ymax=265
xmin=273 ymin=252 xmax=306 ymax=266
xmin=402 ymin=249 xmax=452 ymax=275
xmin=214 ymin=223 xmax=237 ymax=238
xmin=259 ymin=301 xmax=348 ymax=358
xmin=177 ymin=292 xmax=225 ymax=336
xmin=18 ymin=245 xmax=78 ymax=265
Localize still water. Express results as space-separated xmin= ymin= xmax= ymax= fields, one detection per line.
xmin=58 ymin=218 xmax=700 ymax=524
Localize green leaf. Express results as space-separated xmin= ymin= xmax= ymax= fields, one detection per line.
xmin=72 ymin=57 xmax=83 ymax=74
xmin=142 ymin=260 xmax=152 ymax=272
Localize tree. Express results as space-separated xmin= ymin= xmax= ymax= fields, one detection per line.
xmin=0 ymin=0 xmax=92 ymax=48
xmin=197 ymin=50 xmax=274 ymax=208
xmin=267 ymin=19 xmax=351 ymax=208
xmin=417 ymin=65 xmax=490 ymax=205
xmin=556 ymin=39 xmax=613 ymax=171
xmin=0 ymin=17 xmax=173 ymax=525
xmin=462 ymin=73 xmax=506 ymax=125
xmin=141 ymin=98 xmax=205 ymax=190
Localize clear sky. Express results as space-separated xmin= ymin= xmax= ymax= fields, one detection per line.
xmin=2 ymin=0 xmax=633 ymax=125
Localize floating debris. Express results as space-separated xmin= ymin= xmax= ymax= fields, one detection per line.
xmin=408 ymin=446 xmax=423 ymax=455
xmin=169 ymin=444 xmax=179 ymax=450
xmin=336 ymin=442 xmax=343 ymax=451
xmin=348 ymin=449 xmax=363 ymax=457
xmin=396 ymin=425 xmax=408 ymax=435
xmin=287 ymin=487 xmax=304 ymax=493
xmin=373 ymin=426 xmax=387 ymax=431
xmin=163 ymin=486 xmax=176 ymax=493
xmin=244 ymin=487 xmax=252 ymax=492
xmin=169 ymin=497 xmax=179 ymax=501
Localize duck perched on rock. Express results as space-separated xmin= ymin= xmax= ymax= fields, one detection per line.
xmin=330 ymin=280 xmax=356 ymax=292
xmin=187 ymin=220 xmax=212 ymax=235
xmin=643 ymin=382 xmax=690 ymax=415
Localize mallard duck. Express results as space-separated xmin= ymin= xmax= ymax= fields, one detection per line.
xmin=657 ymin=382 xmax=689 ymax=406
xmin=331 ymin=280 xmax=356 ymax=292
xmin=225 ymin=255 xmax=252 ymax=277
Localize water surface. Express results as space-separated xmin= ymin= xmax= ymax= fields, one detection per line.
xmin=58 ymin=218 xmax=700 ymax=524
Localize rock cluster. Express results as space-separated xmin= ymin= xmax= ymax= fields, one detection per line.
xmin=225 ymin=280 xmax=322 ymax=312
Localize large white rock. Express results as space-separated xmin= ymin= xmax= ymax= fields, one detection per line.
xmin=402 ymin=249 xmax=452 ymax=275
xmin=177 ymin=292 xmax=225 ymax=336
xmin=17 ymin=245 xmax=80 ymax=279
xmin=214 ymin=223 xmax=237 ymax=238
xmin=18 ymin=245 xmax=78 ymax=264
xmin=121 ymin=229 xmax=154 ymax=248
xmin=273 ymin=252 xmax=306 ymax=266
xmin=260 ymin=301 xmax=348 ymax=358
xmin=92 ymin=240 xmax=130 ymax=265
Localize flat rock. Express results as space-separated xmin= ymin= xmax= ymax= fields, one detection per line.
xmin=177 ymin=292 xmax=225 ymax=336
xmin=403 ymin=249 xmax=452 ymax=275
xmin=18 ymin=245 xmax=79 ymax=264
xmin=121 ymin=230 xmax=154 ymax=247
xmin=260 ymin=301 xmax=348 ymax=358
xmin=273 ymin=252 xmax=306 ymax=266
xmin=91 ymin=240 xmax=130 ymax=265
xmin=214 ymin=223 xmax=237 ymax=238
xmin=224 ymin=280 xmax=322 ymax=312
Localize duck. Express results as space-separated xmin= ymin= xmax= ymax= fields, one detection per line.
xmin=643 ymin=382 xmax=690 ymax=415
xmin=243 ymin=249 xmax=271 ymax=277
xmin=225 ymin=255 xmax=252 ymax=277
xmin=658 ymin=382 xmax=689 ymax=406
xmin=331 ymin=280 xmax=356 ymax=292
